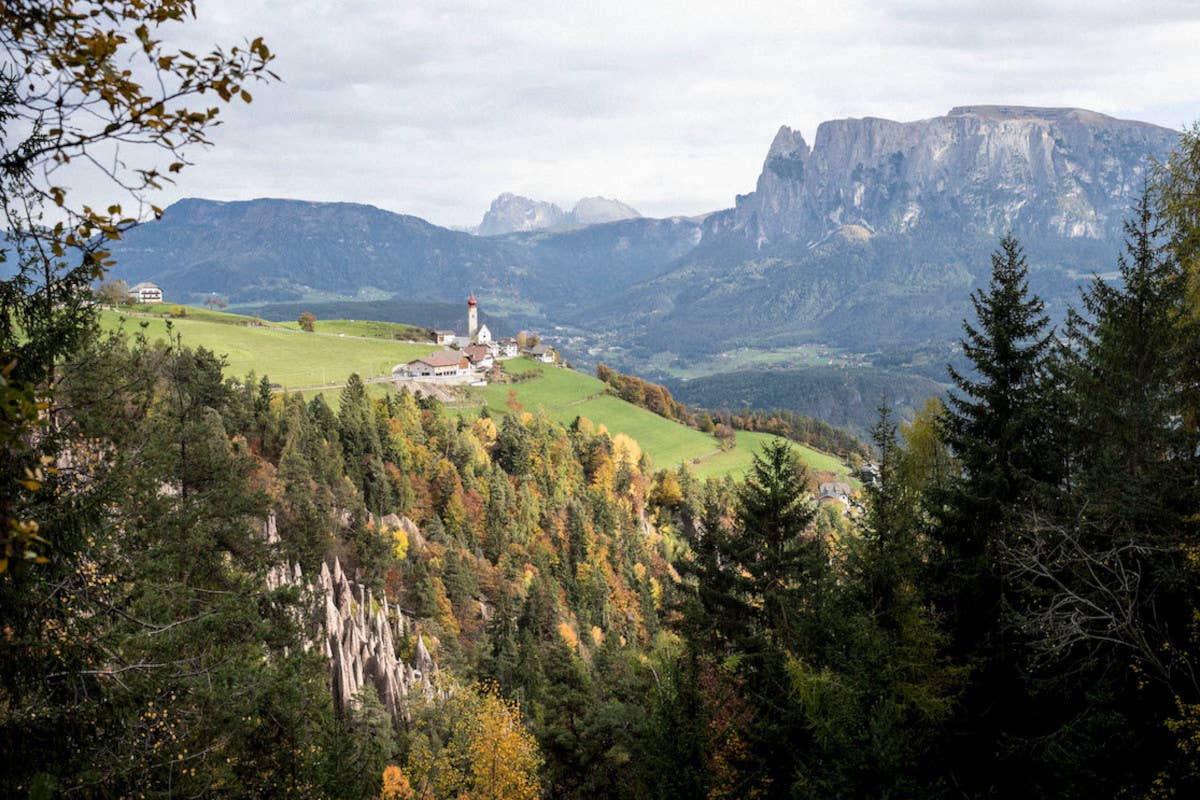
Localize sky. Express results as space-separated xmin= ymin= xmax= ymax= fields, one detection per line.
xmin=134 ymin=0 xmax=1200 ymax=228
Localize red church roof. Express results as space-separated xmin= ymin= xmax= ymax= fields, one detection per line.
xmin=467 ymin=293 xmax=477 ymax=307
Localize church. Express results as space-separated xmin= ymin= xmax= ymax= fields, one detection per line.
xmin=434 ymin=295 xmax=518 ymax=358
xmin=466 ymin=293 xmax=491 ymax=345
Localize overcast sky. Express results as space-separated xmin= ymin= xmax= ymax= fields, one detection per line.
xmin=145 ymin=0 xmax=1200 ymax=228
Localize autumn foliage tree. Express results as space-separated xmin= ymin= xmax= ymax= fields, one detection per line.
xmin=408 ymin=683 xmax=542 ymax=800
xmin=0 ymin=0 xmax=277 ymax=568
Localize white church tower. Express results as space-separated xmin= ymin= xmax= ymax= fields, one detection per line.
xmin=467 ymin=293 xmax=478 ymax=341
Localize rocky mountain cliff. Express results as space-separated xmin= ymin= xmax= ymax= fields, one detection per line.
xmin=713 ymin=106 xmax=1177 ymax=248
xmin=570 ymin=196 xmax=641 ymax=226
xmin=477 ymin=192 xmax=567 ymax=236
xmin=584 ymin=106 xmax=1179 ymax=366
xmin=476 ymin=193 xmax=640 ymax=235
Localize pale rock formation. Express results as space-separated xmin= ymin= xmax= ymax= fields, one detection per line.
xmin=262 ymin=511 xmax=440 ymax=725
xmin=478 ymin=192 xmax=566 ymax=236
xmin=715 ymin=105 xmax=1178 ymax=248
xmin=477 ymin=192 xmax=640 ymax=235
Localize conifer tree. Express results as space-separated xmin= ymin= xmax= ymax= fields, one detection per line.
xmin=1009 ymin=192 xmax=1200 ymax=795
xmin=936 ymin=234 xmax=1057 ymax=636
xmin=932 ymin=235 xmax=1057 ymax=794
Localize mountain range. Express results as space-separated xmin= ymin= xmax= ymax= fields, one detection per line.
xmin=476 ymin=193 xmax=641 ymax=235
xmin=108 ymin=105 xmax=1179 ymax=427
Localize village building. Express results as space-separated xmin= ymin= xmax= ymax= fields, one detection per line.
xmin=526 ymin=343 xmax=556 ymax=363
xmin=128 ymin=281 xmax=163 ymax=304
xmin=393 ymin=351 xmax=471 ymax=382
xmin=817 ymin=482 xmax=853 ymax=510
xmin=495 ymin=337 xmax=519 ymax=359
xmin=463 ymin=344 xmax=493 ymax=369
xmin=406 ymin=296 xmax=533 ymax=385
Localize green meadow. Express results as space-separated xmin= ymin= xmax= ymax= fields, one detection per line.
xmin=455 ymin=359 xmax=852 ymax=481
xmin=100 ymin=308 xmax=437 ymax=388
xmin=277 ymin=318 xmax=431 ymax=341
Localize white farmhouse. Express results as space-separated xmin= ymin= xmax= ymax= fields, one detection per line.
xmin=128 ymin=282 xmax=163 ymax=304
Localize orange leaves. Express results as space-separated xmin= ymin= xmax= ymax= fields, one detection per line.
xmin=557 ymin=620 xmax=579 ymax=650
xmin=408 ymin=683 xmax=541 ymax=800
xmin=380 ymin=765 xmax=415 ymax=800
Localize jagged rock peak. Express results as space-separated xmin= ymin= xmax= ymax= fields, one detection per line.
xmin=477 ymin=192 xmax=640 ymax=235
xmin=767 ymin=125 xmax=809 ymax=159
xmin=477 ymin=192 xmax=566 ymax=236
xmin=725 ymin=105 xmax=1178 ymax=247
xmin=570 ymin=196 xmax=641 ymax=225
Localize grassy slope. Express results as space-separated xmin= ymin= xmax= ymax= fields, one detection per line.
xmin=100 ymin=308 xmax=438 ymax=388
xmin=457 ymin=359 xmax=852 ymax=481
xmin=104 ymin=307 xmax=851 ymax=481
xmin=277 ymin=318 xmax=432 ymax=341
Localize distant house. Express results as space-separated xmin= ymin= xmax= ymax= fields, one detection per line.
xmin=128 ymin=282 xmax=163 ymax=304
xmin=463 ymin=344 xmax=493 ymax=369
xmin=527 ymin=343 xmax=556 ymax=363
xmin=434 ymin=329 xmax=457 ymax=346
xmin=495 ymin=338 xmax=519 ymax=359
xmin=817 ymin=482 xmax=853 ymax=510
xmin=856 ymin=463 xmax=881 ymax=488
xmin=394 ymin=351 xmax=471 ymax=380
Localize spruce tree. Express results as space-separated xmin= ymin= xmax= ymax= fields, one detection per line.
xmin=933 ymin=234 xmax=1057 ymax=794
xmin=937 ymin=234 xmax=1057 ymax=640
xmin=735 ymin=439 xmax=820 ymax=648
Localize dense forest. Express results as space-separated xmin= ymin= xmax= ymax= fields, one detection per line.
xmin=4 ymin=2 xmax=1200 ymax=798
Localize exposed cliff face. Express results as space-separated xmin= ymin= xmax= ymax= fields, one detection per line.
xmin=264 ymin=512 xmax=440 ymax=725
xmin=569 ymin=196 xmax=641 ymax=226
xmin=477 ymin=193 xmax=640 ymax=235
xmin=720 ymin=106 xmax=1178 ymax=248
xmin=477 ymin=192 xmax=566 ymax=236
xmin=316 ymin=554 xmax=438 ymax=723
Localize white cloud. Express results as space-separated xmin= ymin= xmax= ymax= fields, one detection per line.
xmin=107 ymin=0 xmax=1200 ymax=227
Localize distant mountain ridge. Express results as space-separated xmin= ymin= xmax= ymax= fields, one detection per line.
xmin=108 ymin=196 xmax=696 ymax=311
xmin=708 ymin=105 xmax=1176 ymax=247
xmin=476 ymin=193 xmax=640 ymax=235
xmin=587 ymin=105 xmax=1178 ymax=361
xmin=108 ymin=106 xmax=1179 ymax=386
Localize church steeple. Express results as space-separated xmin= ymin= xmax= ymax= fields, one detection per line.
xmin=467 ymin=293 xmax=479 ymax=341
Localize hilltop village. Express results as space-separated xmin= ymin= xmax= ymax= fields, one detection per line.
xmin=392 ymin=294 xmax=558 ymax=386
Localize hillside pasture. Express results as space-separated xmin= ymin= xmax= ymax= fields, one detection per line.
xmin=99 ymin=312 xmax=853 ymax=481
xmin=277 ymin=318 xmax=432 ymax=341
xmin=458 ymin=359 xmax=853 ymax=481
xmin=100 ymin=309 xmax=437 ymax=388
